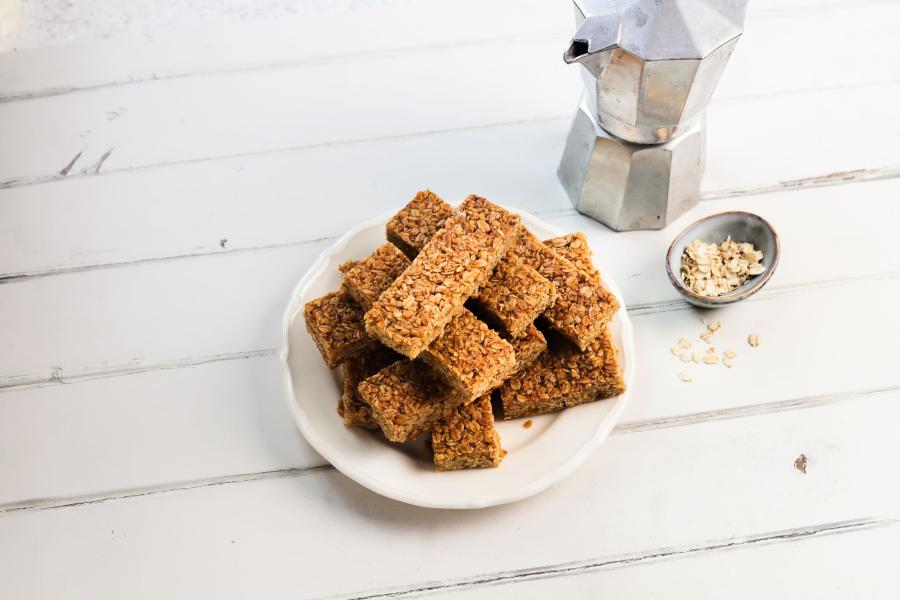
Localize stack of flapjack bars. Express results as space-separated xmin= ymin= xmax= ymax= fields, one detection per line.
xmin=304 ymin=191 xmax=625 ymax=471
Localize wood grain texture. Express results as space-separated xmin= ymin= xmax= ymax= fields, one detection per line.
xmin=2 ymin=120 xmax=899 ymax=282
xmin=1 ymin=393 xmax=897 ymax=598
xmin=1 ymin=1 xmax=897 ymax=596
xmin=3 ymin=179 xmax=900 ymax=389
xmin=1 ymin=3 xmax=898 ymax=281
xmin=0 ymin=2 xmax=897 ymax=189
xmin=423 ymin=521 xmax=900 ymax=599
xmin=1 ymin=274 xmax=898 ymax=507
xmin=2 ymin=0 xmax=884 ymax=99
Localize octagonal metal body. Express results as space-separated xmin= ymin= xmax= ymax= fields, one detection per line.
xmin=558 ymin=99 xmax=705 ymax=231
xmin=565 ymin=0 xmax=747 ymax=144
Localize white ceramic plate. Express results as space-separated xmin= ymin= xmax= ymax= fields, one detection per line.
xmin=281 ymin=207 xmax=635 ymax=509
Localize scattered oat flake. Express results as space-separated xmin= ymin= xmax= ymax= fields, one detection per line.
xmin=724 ymin=350 xmax=736 ymax=359
xmin=748 ymin=333 xmax=760 ymax=347
xmin=794 ymin=453 xmax=808 ymax=474
xmin=722 ymin=357 xmax=733 ymax=368
xmin=691 ymin=352 xmax=701 ymax=363
xmin=706 ymin=346 xmax=716 ymax=354
xmin=679 ymin=354 xmax=690 ymax=362
xmin=708 ymin=321 xmax=721 ymax=332
xmin=700 ymin=331 xmax=713 ymax=343
xmin=523 ymin=419 xmax=533 ymax=429
xmin=677 ymin=338 xmax=692 ymax=348
xmin=671 ymin=347 xmax=684 ymax=356
xmin=678 ymin=372 xmax=693 ymax=382
xmin=703 ymin=354 xmax=719 ymax=365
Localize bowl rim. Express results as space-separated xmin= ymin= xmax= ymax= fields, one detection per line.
xmin=665 ymin=210 xmax=780 ymax=305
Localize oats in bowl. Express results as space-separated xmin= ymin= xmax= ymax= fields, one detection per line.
xmin=665 ymin=211 xmax=779 ymax=308
xmin=680 ymin=237 xmax=765 ymax=297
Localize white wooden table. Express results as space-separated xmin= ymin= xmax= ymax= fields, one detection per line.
xmin=2 ymin=1 xmax=899 ymax=597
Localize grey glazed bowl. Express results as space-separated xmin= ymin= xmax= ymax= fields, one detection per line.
xmin=666 ymin=211 xmax=780 ymax=308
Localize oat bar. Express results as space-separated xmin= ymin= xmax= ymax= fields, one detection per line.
xmin=385 ymin=189 xmax=456 ymax=259
xmin=513 ymin=230 xmax=613 ymax=350
xmin=498 ymin=328 xmax=625 ymax=419
xmin=544 ymin=233 xmax=599 ymax=280
xmin=507 ymin=323 xmax=547 ymax=373
xmin=557 ymin=329 xmax=625 ymax=408
xmin=431 ymin=396 xmax=504 ymax=471
xmin=344 ymin=242 xmax=516 ymax=400
xmin=340 ymin=346 xmax=401 ymax=429
xmin=421 ymin=309 xmax=516 ymax=400
xmin=342 ymin=243 xmax=411 ymax=309
xmin=365 ymin=195 xmax=521 ymax=358
xmin=544 ymin=232 xmax=620 ymax=324
xmin=385 ymin=191 xmax=556 ymax=339
xmin=358 ymin=360 xmax=464 ymax=443
xmin=338 ymin=259 xmax=360 ymax=274
xmin=472 ymin=252 xmax=557 ymax=338
xmin=303 ymin=291 xmax=374 ymax=369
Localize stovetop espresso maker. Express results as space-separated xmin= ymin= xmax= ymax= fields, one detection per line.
xmin=558 ymin=0 xmax=749 ymax=230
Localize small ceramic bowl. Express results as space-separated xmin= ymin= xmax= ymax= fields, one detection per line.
xmin=666 ymin=211 xmax=780 ymax=308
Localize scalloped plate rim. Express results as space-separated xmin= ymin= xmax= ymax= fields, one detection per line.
xmin=280 ymin=206 xmax=636 ymax=509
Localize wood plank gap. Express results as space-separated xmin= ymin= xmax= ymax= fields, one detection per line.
xmin=0 ymin=348 xmax=276 ymax=391
xmin=3 ymin=271 xmax=899 ymax=391
xmin=627 ymin=270 xmax=900 ymax=317
xmin=0 ymin=236 xmax=336 ymax=284
xmin=613 ymin=383 xmax=900 ymax=434
xmin=0 ymin=31 xmax=565 ymax=105
xmin=2 ymin=77 xmax=899 ymax=193
xmin=2 ymin=381 xmax=892 ymax=514
xmin=748 ymin=0 xmax=894 ymax=18
xmin=0 ymin=465 xmax=331 ymax=516
xmin=0 ymin=0 xmax=882 ymax=105
xmin=332 ymin=515 xmax=900 ymax=599
xmin=715 ymin=77 xmax=900 ymax=107
xmin=3 ymin=164 xmax=899 ymax=283
xmin=0 ymin=116 xmax=570 ymax=191
xmin=703 ymin=164 xmax=900 ymax=200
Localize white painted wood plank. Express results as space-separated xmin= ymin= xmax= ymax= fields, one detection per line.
xmin=0 ymin=242 xmax=324 ymax=388
xmin=717 ymin=1 xmax=900 ymax=102
xmin=10 ymin=0 xmax=552 ymax=54
xmin=622 ymin=278 xmax=900 ymax=425
xmin=0 ymin=1 xmax=893 ymax=594
xmin=1 ymin=274 xmax=898 ymax=506
xmin=0 ymin=355 xmax=319 ymax=507
xmin=705 ymin=82 xmax=900 ymax=195
xmin=2 ymin=112 xmax=899 ymax=282
xmin=2 ymin=0 xmax=566 ymax=97
xmin=0 ymin=118 xmax=574 ymax=278
xmin=1 ymin=0 xmax=878 ymax=100
xmin=428 ymin=522 xmax=900 ymax=600
xmin=0 ymin=36 xmax=579 ymax=184
xmin=1 ymin=394 xmax=897 ymax=599
xmin=0 ymin=2 xmax=897 ymax=187
xmin=551 ymin=177 xmax=900 ymax=311
xmin=3 ymin=178 xmax=900 ymax=387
